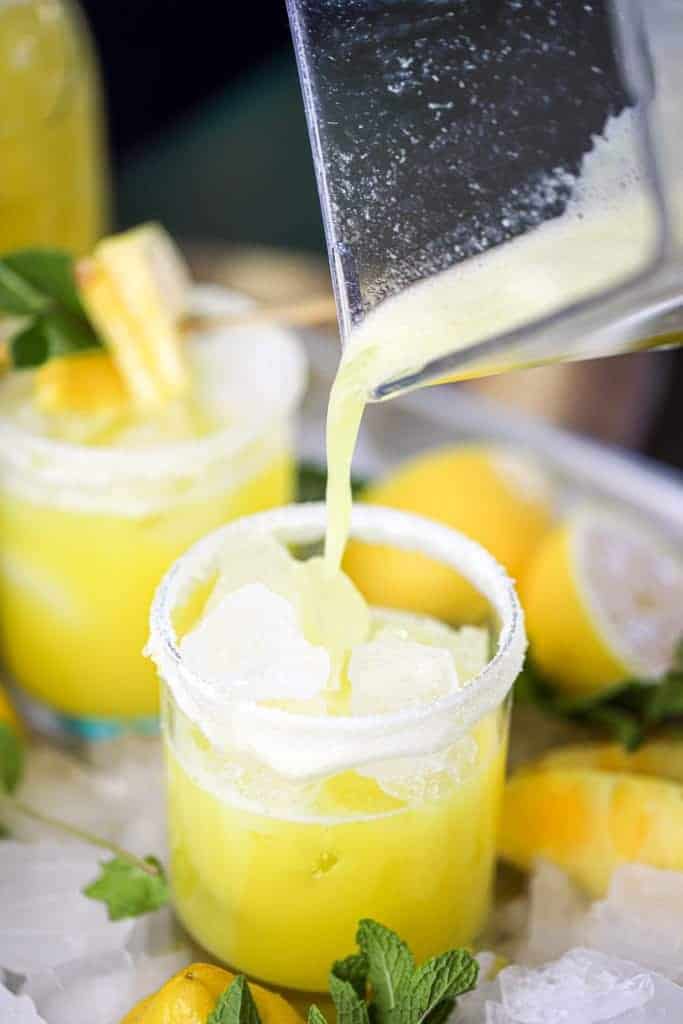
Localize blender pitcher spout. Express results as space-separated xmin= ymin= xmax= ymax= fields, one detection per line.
xmin=286 ymin=0 xmax=683 ymax=397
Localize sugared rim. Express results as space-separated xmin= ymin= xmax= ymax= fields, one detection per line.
xmin=0 ymin=286 xmax=308 ymax=483
xmin=148 ymin=502 xmax=527 ymax=744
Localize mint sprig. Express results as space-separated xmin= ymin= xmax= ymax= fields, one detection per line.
xmin=0 ymin=248 xmax=102 ymax=367
xmin=334 ymin=920 xmax=478 ymax=1024
xmin=332 ymin=953 xmax=369 ymax=999
xmin=516 ymin=636 xmax=683 ymax=751
xmin=84 ymin=855 xmax=169 ymax=920
xmin=357 ymin=919 xmax=413 ymax=1019
xmin=208 ymin=975 xmax=261 ymax=1024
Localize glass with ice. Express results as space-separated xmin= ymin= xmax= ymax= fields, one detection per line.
xmin=148 ymin=503 xmax=525 ymax=992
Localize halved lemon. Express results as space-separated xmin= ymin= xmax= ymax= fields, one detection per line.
xmin=522 ymin=509 xmax=683 ymax=696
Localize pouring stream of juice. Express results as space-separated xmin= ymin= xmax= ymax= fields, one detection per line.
xmin=286 ymin=0 xmax=683 ymax=572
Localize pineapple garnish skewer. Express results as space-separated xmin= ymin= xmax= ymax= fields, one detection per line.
xmin=76 ymin=223 xmax=191 ymax=410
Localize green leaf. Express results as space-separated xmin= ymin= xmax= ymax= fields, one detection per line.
xmin=0 ymin=248 xmax=102 ymax=367
xmin=41 ymin=308 xmax=101 ymax=357
xmin=402 ymin=950 xmax=478 ymax=1024
xmin=332 ymin=954 xmax=369 ymax=1000
xmin=586 ymin=706 xmax=643 ymax=752
xmin=9 ymin=319 xmax=49 ymax=368
xmin=208 ymin=976 xmax=262 ymax=1024
xmin=329 ymin=974 xmax=370 ymax=1024
xmin=83 ymin=855 xmax=169 ymax=920
xmin=420 ymin=999 xmax=455 ymax=1024
xmin=515 ymin=641 xmax=683 ymax=752
xmin=308 ymin=1007 xmax=328 ymax=1024
xmin=0 ymin=259 xmax=48 ymax=315
xmin=0 ymin=721 xmax=24 ymax=795
xmin=356 ymin=920 xmax=414 ymax=1024
xmin=3 ymin=249 xmax=88 ymax=319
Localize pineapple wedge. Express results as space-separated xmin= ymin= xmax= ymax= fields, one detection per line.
xmin=77 ymin=223 xmax=191 ymax=408
xmin=35 ymin=350 xmax=128 ymax=415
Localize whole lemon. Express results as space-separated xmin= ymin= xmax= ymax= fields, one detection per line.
xmin=344 ymin=444 xmax=554 ymax=623
xmin=121 ymin=963 xmax=304 ymax=1024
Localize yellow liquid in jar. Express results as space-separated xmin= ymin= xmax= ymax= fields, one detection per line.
xmin=0 ymin=454 xmax=293 ymax=719
xmin=0 ymin=0 xmax=109 ymax=254
xmin=166 ymin=697 xmax=507 ymax=992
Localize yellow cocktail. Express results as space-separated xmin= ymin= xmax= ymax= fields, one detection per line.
xmin=148 ymin=503 xmax=525 ymax=991
xmin=0 ymin=307 xmax=306 ymax=734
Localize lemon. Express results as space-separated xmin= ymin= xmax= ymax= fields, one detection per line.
xmin=522 ymin=509 xmax=683 ymax=696
xmin=500 ymin=765 xmax=683 ymax=896
xmin=121 ymin=963 xmax=303 ymax=1024
xmin=343 ymin=444 xmax=554 ymax=623
xmin=35 ymin=349 xmax=128 ymax=414
xmin=530 ymin=739 xmax=683 ymax=783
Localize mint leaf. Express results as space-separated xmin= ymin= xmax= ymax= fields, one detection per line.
xmin=357 ymin=919 xmax=413 ymax=1023
xmin=9 ymin=319 xmax=49 ymax=368
xmin=208 ymin=976 xmax=262 ymax=1024
xmin=0 ymin=248 xmax=102 ymax=367
xmin=83 ymin=855 xmax=169 ymax=920
xmin=0 ymin=259 xmax=47 ymax=315
xmin=308 ymin=1007 xmax=328 ymax=1024
xmin=332 ymin=954 xmax=369 ymax=1000
xmin=515 ymin=643 xmax=683 ymax=751
xmin=402 ymin=950 xmax=478 ymax=1024
xmin=420 ymin=999 xmax=455 ymax=1024
xmin=329 ymin=974 xmax=370 ymax=1024
xmin=0 ymin=721 xmax=23 ymax=794
xmin=3 ymin=249 xmax=86 ymax=318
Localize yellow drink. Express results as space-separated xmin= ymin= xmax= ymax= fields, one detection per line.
xmin=0 ymin=0 xmax=108 ymax=253
xmin=148 ymin=505 xmax=525 ymax=992
xmin=0 ymin=457 xmax=291 ymax=720
xmin=165 ymin=702 xmax=507 ymax=992
xmin=0 ymin=316 xmax=306 ymax=729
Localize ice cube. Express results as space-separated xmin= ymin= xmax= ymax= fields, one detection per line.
xmin=22 ymin=951 xmax=136 ymax=1024
xmin=180 ymin=582 xmax=331 ymax=700
xmin=493 ymin=948 xmax=683 ymax=1023
xmin=349 ymin=629 xmax=459 ymax=715
xmin=205 ymin=533 xmax=301 ymax=614
xmin=370 ymin=611 xmax=489 ymax=683
xmin=0 ymin=984 xmax=46 ymax=1024
xmin=580 ymin=864 xmax=683 ymax=983
xmin=0 ymin=842 xmax=134 ymax=973
xmin=523 ymin=861 xmax=588 ymax=965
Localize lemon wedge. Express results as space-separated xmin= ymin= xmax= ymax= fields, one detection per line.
xmin=522 ymin=509 xmax=683 ymax=696
xmin=77 ymin=223 xmax=191 ymax=408
xmin=35 ymin=349 xmax=128 ymax=414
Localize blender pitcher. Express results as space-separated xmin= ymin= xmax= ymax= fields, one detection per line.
xmin=286 ymin=0 xmax=683 ymax=397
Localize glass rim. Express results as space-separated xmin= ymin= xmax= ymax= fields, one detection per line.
xmin=148 ymin=502 xmax=526 ymax=744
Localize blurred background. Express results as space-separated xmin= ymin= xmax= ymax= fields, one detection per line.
xmin=1 ymin=0 xmax=681 ymax=469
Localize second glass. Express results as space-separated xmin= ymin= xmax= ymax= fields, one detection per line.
xmin=0 ymin=303 xmax=306 ymax=738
